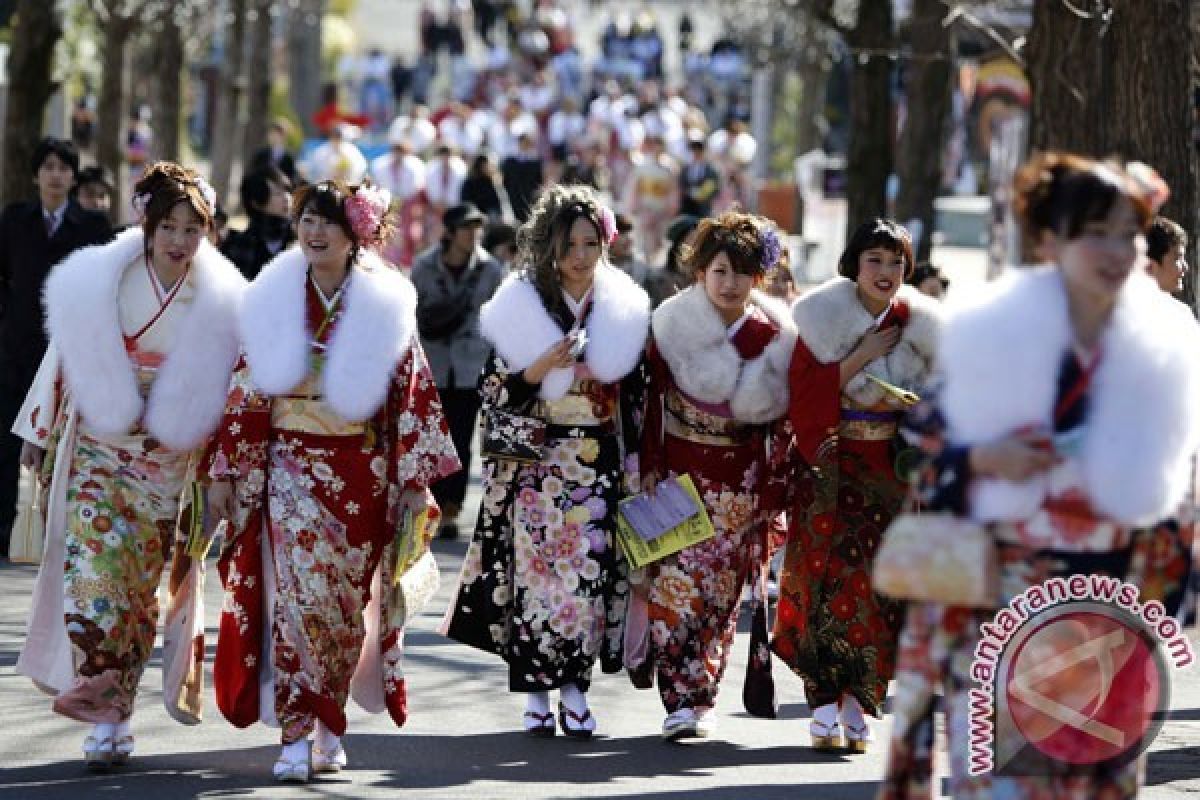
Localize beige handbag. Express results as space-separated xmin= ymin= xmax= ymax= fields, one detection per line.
xmin=9 ymin=466 xmax=45 ymax=564
xmin=872 ymin=512 xmax=999 ymax=608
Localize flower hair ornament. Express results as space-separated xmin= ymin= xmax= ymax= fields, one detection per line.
xmin=345 ymin=184 xmax=392 ymax=247
xmin=1125 ymin=161 xmax=1170 ymax=213
xmin=130 ymin=174 xmax=219 ymax=221
xmin=759 ymin=226 xmax=783 ymax=271
xmin=597 ymin=204 xmax=618 ymax=246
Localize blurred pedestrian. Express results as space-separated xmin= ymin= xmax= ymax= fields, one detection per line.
xmin=222 ymin=166 xmax=295 ymax=280
xmin=73 ymin=166 xmax=115 ymax=221
xmin=411 ymin=203 xmax=505 ymax=539
xmin=460 ymin=153 xmax=506 ymax=222
xmin=249 ymin=120 xmax=299 ymax=186
xmin=0 ymin=138 xmax=112 ymax=557
xmin=501 ymin=132 xmax=546 ymax=223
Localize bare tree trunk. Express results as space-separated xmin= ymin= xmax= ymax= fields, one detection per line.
xmin=288 ymin=0 xmax=324 ymax=137
xmin=1028 ymin=0 xmax=1197 ymax=307
xmin=150 ymin=6 xmax=185 ymax=163
xmin=243 ymin=0 xmax=274 ymax=167
xmin=844 ymin=0 xmax=894 ymax=233
xmin=1 ymin=1 xmax=63 ymax=207
xmin=1026 ymin=0 xmax=1106 ymax=157
xmin=210 ymin=0 xmax=248 ymax=206
xmin=794 ymin=53 xmax=830 ymax=158
xmin=96 ymin=13 xmax=137 ymax=217
xmin=895 ymin=0 xmax=953 ymax=262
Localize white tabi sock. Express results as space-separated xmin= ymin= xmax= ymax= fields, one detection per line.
xmin=281 ymin=738 xmax=311 ymax=763
xmin=840 ymin=693 xmax=868 ymax=731
xmin=813 ymin=702 xmax=839 ymax=728
xmin=90 ymin=722 xmax=116 ymax=741
xmin=558 ymin=683 xmax=596 ymax=731
xmin=315 ymin=720 xmax=341 ymax=753
xmin=525 ymin=690 xmax=551 ymax=716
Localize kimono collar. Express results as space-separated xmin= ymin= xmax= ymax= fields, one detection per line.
xmin=241 ymin=246 xmax=418 ymax=422
xmin=651 ymin=284 xmax=797 ymax=423
xmin=792 ymin=276 xmax=941 ymax=408
xmin=42 ymin=226 xmax=246 ymax=450
xmin=938 ymin=266 xmax=1200 ymax=526
xmin=479 ymin=265 xmax=650 ymax=400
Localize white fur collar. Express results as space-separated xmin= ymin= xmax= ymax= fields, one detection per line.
xmin=651 ymin=285 xmax=797 ymax=422
xmin=479 ymin=265 xmax=650 ymax=400
xmin=43 ymin=226 xmax=246 ymax=450
xmin=240 ymin=246 xmax=417 ymax=421
xmin=939 ymin=267 xmax=1200 ymax=526
xmin=792 ymin=276 xmax=941 ymax=408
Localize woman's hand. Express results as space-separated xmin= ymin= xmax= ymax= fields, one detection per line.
xmin=839 ymin=326 xmax=902 ymax=388
xmin=856 ymin=326 xmax=902 ymax=363
xmin=641 ymin=471 xmax=661 ymax=496
xmin=969 ymin=433 xmax=1059 ymax=482
xmin=207 ymin=480 xmax=236 ymax=523
xmin=523 ymin=338 xmax=575 ymax=384
xmin=19 ymin=441 xmax=44 ymax=474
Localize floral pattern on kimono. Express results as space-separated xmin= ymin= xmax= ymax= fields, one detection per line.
xmin=209 ymin=280 xmax=458 ymax=742
xmin=636 ymin=336 xmax=790 ymax=714
xmin=771 ymin=336 xmax=907 ymax=716
xmin=57 ymin=429 xmax=190 ymax=722
xmin=879 ymin=357 xmax=1145 ymax=800
xmin=443 ymin=350 xmax=646 ymax=692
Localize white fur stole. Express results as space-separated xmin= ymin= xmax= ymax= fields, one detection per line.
xmin=939 ymin=267 xmax=1200 ymax=526
xmin=240 ymin=246 xmax=417 ymax=421
xmin=651 ymin=285 xmax=797 ymax=423
xmin=792 ymin=276 xmax=941 ymax=408
xmin=43 ymin=227 xmax=246 ymax=450
xmin=478 ymin=265 xmax=651 ymax=400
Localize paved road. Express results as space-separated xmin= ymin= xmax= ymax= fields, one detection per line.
xmin=4 ymin=474 xmax=1200 ymax=797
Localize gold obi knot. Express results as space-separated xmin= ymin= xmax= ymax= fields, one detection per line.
xmin=541 ymin=389 xmax=611 ymax=427
xmin=271 ymin=395 xmax=366 ymax=436
xmin=838 ymin=408 xmax=900 ymax=441
xmin=664 ymin=388 xmax=753 ymax=446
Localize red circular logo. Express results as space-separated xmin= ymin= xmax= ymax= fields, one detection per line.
xmin=1005 ymin=610 xmax=1163 ymax=766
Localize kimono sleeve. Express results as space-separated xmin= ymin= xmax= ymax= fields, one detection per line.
xmin=12 ymin=341 xmax=61 ymax=447
xmin=393 ymin=340 xmax=461 ymax=490
xmin=789 ymin=336 xmax=841 ymax=466
xmin=204 ymin=358 xmax=271 ymax=484
xmin=617 ymin=355 xmax=648 ymax=492
xmin=639 ymin=338 xmax=670 ymax=479
xmin=478 ymin=349 xmax=540 ymax=414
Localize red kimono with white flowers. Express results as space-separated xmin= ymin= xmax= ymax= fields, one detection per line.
xmin=207 ymin=281 xmax=459 ymax=742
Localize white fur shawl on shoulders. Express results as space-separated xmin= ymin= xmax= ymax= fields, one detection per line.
xmin=43 ymin=226 xmax=245 ymax=450
xmin=240 ymin=246 xmax=417 ymax=422
xmin=651 ymin=285 xmax=797 ymax=423
xmin=939 ymin=266 xmax=1200 ymax=526
xmin=478 ymin=265 xmax=651 ymax=400
xmin=792 ymin=276 xmax=941 ymax=408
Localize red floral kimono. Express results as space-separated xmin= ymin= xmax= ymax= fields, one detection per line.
xmin=772 ymin=278 xmax=940 ymax=717
xmin=636 ymin=286 xmax=796 ymax=716
xmin=208 ymin=248 xmax=459 ymax=744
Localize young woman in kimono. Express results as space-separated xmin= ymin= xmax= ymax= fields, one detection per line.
xmin=636 ymin=211 xmax=797 ymax=740
xmin=443 ymin=184 xmax=650 ymax=739
xmin=771 ymin=218 xmax=941 ymax=753
xmin=878 ymin=154 xmax=1200 ymax=799
xmin=13 ymin=162 xmax=244 ymax=768
xmin=205 ymin=180 xmax=459 ymax=782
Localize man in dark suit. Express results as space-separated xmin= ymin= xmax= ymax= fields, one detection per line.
xmin=248 ymin=120 xmax=299 ymax=186
xmin=221 ymin=165 xmax=295 ymax=280
xmin=0 ymin=137 xmax=112 ymax=555
xmin=679 ymin=133 xmax=721 ymax=218
xmin=500 ymin=132 xmax=545 ymax=223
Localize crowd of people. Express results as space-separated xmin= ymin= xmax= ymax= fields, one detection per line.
xmin=0 ymin=8 xmax=1197 ymax=800
xmin=1 ymin=127 xmax=1196 ymax=800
